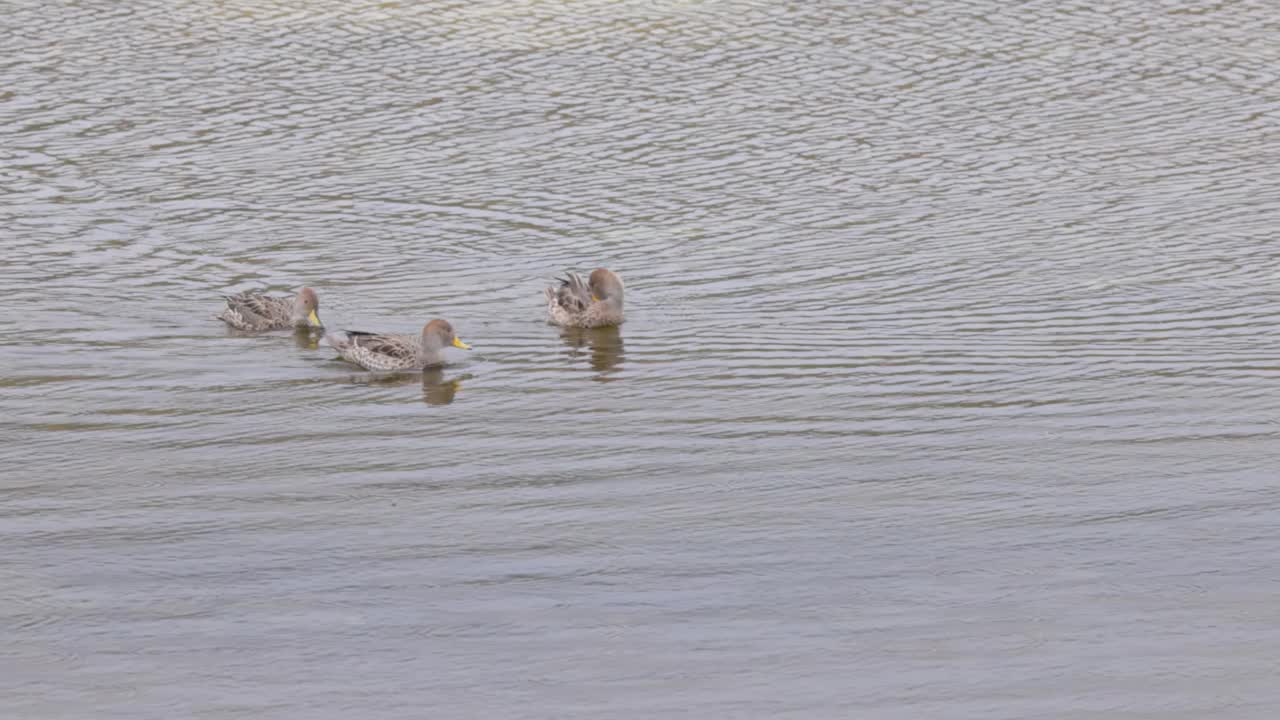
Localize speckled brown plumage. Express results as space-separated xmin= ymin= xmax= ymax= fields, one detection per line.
xmin=544 ymin=268 xmax=624 ymax=328
xmin=327 ymin=319 xmax=471 ymax=371
xmin=216 ymin=288 xmax=322 ymax=331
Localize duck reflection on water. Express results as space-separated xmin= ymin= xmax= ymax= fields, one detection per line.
xmin=293 ymin=327 xmax=321 ymax=350
xmin=346 ymin=368 xmax=468 ymax=406
xmin=559 ymin=325 xmax=625 ymax=380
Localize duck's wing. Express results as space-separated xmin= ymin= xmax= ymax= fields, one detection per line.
xmin=332 ymin=330 xmax=419 ymax=371
xmin=224 ymin=291 xmax=289 ymax=321
xmin=346 ymin=331 xmax=419 ymax=361
xmin=218 ymin=291 xmax=285 ymax=329
xmin=552 ymin=272 xmax=592 ymax=314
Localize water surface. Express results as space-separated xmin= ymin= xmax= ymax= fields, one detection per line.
xmin=3 ymin=1 xmax=1280 ymax=718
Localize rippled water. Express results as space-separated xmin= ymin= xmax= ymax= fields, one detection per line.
xmin=4 ymin=1 xmax=1280 ymax=717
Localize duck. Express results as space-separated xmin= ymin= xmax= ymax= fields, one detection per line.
xmin=544 ymin=268 xmax=624 ymax=328
xmin=216 ymin=287 xmax=322 ymax=331
xmin=327 ymin=319 xmax=471 ymax=371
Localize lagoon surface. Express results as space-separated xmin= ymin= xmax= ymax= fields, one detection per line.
xmin=4 ymin=1 xmax=1280 ymax=718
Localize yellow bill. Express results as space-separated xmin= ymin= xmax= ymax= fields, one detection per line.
xmin=308 ymin=309 xmax=322 ymax=327
xmin=452 ymin=336 xmax=472 ymax=350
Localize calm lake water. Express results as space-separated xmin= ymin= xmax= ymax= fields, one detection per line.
xmin=4 ymin=1 xmax=1280 ymax=717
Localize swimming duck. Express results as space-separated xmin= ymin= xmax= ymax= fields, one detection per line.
xmin=327 ymin=319 xmax=471 ymax=371
xmin=217 ymin=287 xmax=322 ymax=331
xmin=545 ymin=268 xmax=624 ymax=328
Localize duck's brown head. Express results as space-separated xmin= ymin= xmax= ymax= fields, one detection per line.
xmin=294 ymin=287 xmax=322 ymax=327
xmin=422 ymin=319 xmax=471 ymax=351
xmin=588 ymin=268 xmax=624 ymax=304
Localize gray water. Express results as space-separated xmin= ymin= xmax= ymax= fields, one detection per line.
xmin=4 ymin=1 xmax=1280 ymax=717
